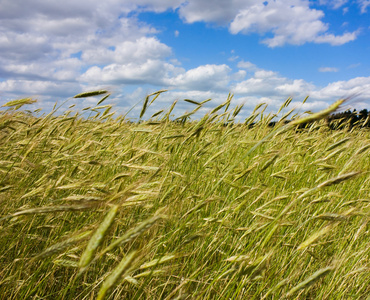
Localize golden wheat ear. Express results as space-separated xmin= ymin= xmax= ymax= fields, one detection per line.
xmin=73 ymin=90 xmax=109 ymax=98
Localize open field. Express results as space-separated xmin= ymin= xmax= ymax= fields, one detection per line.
xmin=0 ymin=92 xmax=369 ymax=299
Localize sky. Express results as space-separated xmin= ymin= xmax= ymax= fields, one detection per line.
xmin=0 ymin=0 xmax=369 ymax=120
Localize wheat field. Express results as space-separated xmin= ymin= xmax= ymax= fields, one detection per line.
xmin=0 ymin=91 xmax=369 ymax=299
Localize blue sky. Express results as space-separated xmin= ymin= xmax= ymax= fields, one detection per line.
xmin=0 ymin=0 xmax=369 ymax=119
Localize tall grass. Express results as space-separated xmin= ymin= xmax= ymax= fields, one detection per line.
xmin=0 ymin=92 xmax=369 ymax=299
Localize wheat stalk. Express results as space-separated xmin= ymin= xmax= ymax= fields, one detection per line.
xmin=285 ymin=266 xmax=335 ymax=297
xmin=73 ymin=90 xmax=109 ymax=98
xmin=78 ymin=205 xmax=118 ymax=272
xmin=97 ymin=250 xmax=138 ymax=300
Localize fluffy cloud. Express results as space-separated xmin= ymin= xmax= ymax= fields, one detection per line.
xmin=0 ymin=79 xmax=81 ymax=98
xmin=1 ymin=58 xmax=83 ymax=81
xmin=162 ymin=0 xmax=361 ymax=47
xmin=80 ymin=60 xmax=183 ymax=85
xmin=358 ymin=0 xmax=370 ymax=13
xmin=229 ymin=1 xmax=357 ymax=47
xmin=81 ymin=37 xmax=172 ymax=65
xmin=0 ymin=0 xmax=168 ymax=105
xmin=0 ymin=0 xmax=161 ymax=75
xmin=0 ymin=33 xmax=53 ymax=61
xmin=311 ymin=76 xmax=370 ymax=100
xmin=313 ymin=31 xmax=357 ymax=45
xmin=275 ymin=79 xmax=315 ymax=95
xmin=232 ymin=64 xmax=370 ymax=114
xmin=237 ymin=61 xmax=258 ymax=71
xmin=167 ymin=64 xmax=233 ymax=91
xmin=80 ymin=63 xmax=238 ymax=93
xmin=178 ymin=0 xmax=249 ymax=25
xmin=232 ymin=69 xmax=314 ymax=98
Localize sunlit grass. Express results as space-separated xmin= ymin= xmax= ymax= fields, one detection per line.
xmin=0 ymin=91 xmax=369 ymax=299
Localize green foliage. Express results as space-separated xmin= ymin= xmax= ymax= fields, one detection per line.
xmin=0 ymin=94 xmax=369 ymax=299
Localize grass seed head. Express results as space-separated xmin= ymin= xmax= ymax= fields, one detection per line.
xmin=2 ymin=98 xmax=37 ymax=109
xmin=73 ymin=90 xmax=109 ymax=98
xmin=97 ymin=250 xmax=138 ymax=300
xmin=285 ymin=266 xmax=335 ymax=297
xmin=78 ymin=205 xmax=118 ymax=271
xmin=317 ymin=171 xmax=362 ymax=188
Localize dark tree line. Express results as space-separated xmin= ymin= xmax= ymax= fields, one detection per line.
xmin=326 ymin=109 xmax=370 ymax=130
xmin=264 ymin=108 xmax=370 ymax=130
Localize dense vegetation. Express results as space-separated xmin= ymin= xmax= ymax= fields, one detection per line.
xmin=0 ymin=92 xmax=369 ymax=299
xmin=327 ymin=109 xmax=370 ymax=130
xmin=265 ymin=109 xmax=370 ymax=130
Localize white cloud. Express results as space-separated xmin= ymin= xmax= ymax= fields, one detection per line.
xmin=1 ymin=58 xmax=83 ymax=81
xmin=0 ymin=12 xmax=161 ymax=82
xmin=80 ymin=60 xmax=183 ymax=85
xmin=319 ymin=67 xmax=339 ymax=72
xmin=110 ymin=0 xmax=349 ymax=47
xmin=0 ymin=33 xmax=53 ymax=61
xmin=319 ymin=0 xmax=369 ymax=13
xmin=229 ymin=1 xmax=358 ymax=47
xmin=81 ymin=37 xmax=172 ymax=65
xmin=0 ymin=0 xmax=174 ymax=107
xmin=176 ymin=0 xmax=359 ymax=46
xmin=231 ymin=70 xmax=247 ymax=81
xmin=232 ymin=68 xmax=314 ymax=99
xmin=232 ymin=74 xmax=370 ymax=117
xmin=237 ymin=61 xmax=258 ymax=71
xmin=313 ymin=31 xmax=358 ymax=45
xmin=358 ymin=0 xmax=370 ymax=13
xmin=275 ymin=79 xmax=315 ymax=95
xmin=233 ymin=71 xmax=282 ymax=96
xmin=311 ymin=76 xmax=370 ymax=100
xmin=178 ymin=0 xmax=249 ymax=25
xmin=319 ymin=0 xmax=348 ymax=9
xmin=168 ymin=64 xmax=233 ymax=91
xmin=0 ymin=79 xmax=81 ymax=98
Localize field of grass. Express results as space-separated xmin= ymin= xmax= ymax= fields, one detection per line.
xmin=0 ymin=91 xmax=369 ymax=299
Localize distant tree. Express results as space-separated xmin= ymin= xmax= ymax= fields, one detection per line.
xmin=327 ymin=108 xmax=370 ymax=129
